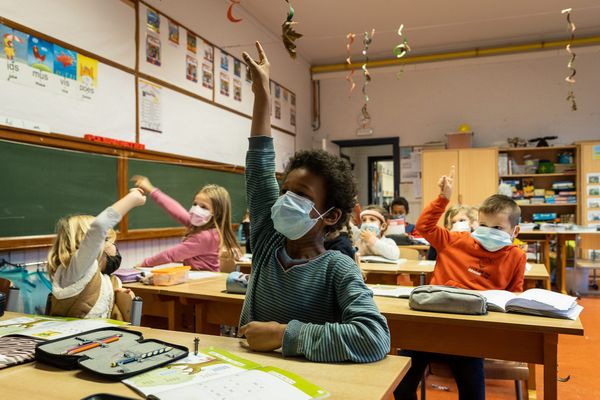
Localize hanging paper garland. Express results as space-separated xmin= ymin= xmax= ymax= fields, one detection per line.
xmin=227 ymin=0 xmax=243 ymax=23
xmin=281 ymin=0 xmax=303 ymax=59
xmin=392 ymin=24 xmax=411 ymax=79
xmin=345 ymin=33 xmax=356 ymax=95
xmin=359 ymin=29 xmax=375 ymax=127
xmin=561 ymin=8 xmax=577 ymax=111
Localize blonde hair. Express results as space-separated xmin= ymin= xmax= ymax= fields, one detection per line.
xmin=443 ymin=205 xmax=476 ymax=230
xmin=47 ymin=215 xmax=116 ymax=278
xmin=186 ymin=185 xmax=241 ymax=259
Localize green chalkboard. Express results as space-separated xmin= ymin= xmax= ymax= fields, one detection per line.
xmin=127 ymin=159 xmax=247 ymax=230
xmin=0 ymin=140 xmax=118 ymax=237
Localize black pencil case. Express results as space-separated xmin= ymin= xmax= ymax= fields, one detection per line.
xmin=35 ymin=327 xmax=188 ymax=380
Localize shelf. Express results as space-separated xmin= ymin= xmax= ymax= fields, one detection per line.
xmin=499 ymin=145 xmax=577 ymax=152
xmin=500 ymin=173 xmax=577 ymax=178
xmin=518 ymin=203 xmax=578 ymax=207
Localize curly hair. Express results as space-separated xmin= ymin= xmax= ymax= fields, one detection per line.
xmin=283 ymin=150 xmax=357 ymax=233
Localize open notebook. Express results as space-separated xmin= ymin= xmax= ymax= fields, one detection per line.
xmin=480 ymin=289 xmax=583 ymax=320
xmin=124 ymin=347 xmax=329 ymax=400
xmin=368 ymin=285 xmax=415 ymax=298
xmin=359 ymin=256 xmax=407 ymax=265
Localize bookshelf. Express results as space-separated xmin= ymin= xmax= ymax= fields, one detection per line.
xmin=498 ymin=146 xmax=577 ymax=223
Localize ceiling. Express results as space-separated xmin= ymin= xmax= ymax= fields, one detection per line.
xmin=239 ymin=0 xmax=600 ymax=65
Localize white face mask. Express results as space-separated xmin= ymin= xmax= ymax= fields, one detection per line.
xmin=472 ymin=226 xmax=514 ymax=252
xmin=270 ymin=191 xmax=333 ymax=240
xmin=451 ymin=220 xmax=471 ymax=232
xmin=189 ymin=205 xmax=212 ymax=226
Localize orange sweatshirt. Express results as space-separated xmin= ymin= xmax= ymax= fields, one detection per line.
xmin=418 ymin=195 xmax=525 ymax=292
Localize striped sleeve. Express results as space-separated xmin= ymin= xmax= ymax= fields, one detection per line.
xmin=282 ymin=262 xmax=391 ymax=363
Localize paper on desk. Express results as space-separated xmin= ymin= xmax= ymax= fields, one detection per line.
xmin=188 ymin=271 xmax=220 ymax=280
xmin=369 ymin=285 xmax=414 ymax=298
xmin=360 ymin=256 xmax=407 ymax=265
xmin=0 ymin=316 xmax=125 ymax=340
xmin=418 ymin=260 xmax=436 ymax=266
xmin=525 ymin=263 xmax=532 ymax=272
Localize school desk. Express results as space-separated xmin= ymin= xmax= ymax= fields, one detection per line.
xmin=0 ymin=311 xmax=410 ymax=400
xmin=125 ymin=274 xmax=583 ymax=400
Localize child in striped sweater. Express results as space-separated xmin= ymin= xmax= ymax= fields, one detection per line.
xmin=238 ymin=42 xmax=390 ymax=363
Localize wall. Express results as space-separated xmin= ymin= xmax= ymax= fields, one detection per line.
xmin=317 ymin=47 xmax=600 ymax=147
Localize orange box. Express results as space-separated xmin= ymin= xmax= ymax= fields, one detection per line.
xmin=150 ymin=265 xmax=191 ymax=286
xmin=446 ymin=132 xmax=473 ymax=149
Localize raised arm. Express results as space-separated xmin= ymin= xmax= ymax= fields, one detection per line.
xmin=416 ymin=166 xmax=455 ymax=250
xmin=243 ymin=42 xmax=271 ymax=138
xmin=132 ymin=175 xmax=191 ymax=226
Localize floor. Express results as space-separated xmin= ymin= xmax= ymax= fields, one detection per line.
xmin=416 ymin=296 xmax=600 ymax=399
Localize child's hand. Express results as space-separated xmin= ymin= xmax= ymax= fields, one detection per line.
xmin=128 ymin=187 xmax=147 ymax=207
xmin=360 ymin=229 xmax=378 ymax=246
xmin=238 ymin=321 xmax=286 ymax=352
xmin=438 ymin=166 xmax=455 ymax=199
xmin=131 ymin=175 xmax=155 ymax=194
xmin=243 ymin=41 xmax=270 ymax=96
xmin=115 ymin=287 xmax=135 ymax=299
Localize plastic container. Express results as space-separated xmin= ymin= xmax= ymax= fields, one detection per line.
xmin=446 ymin=132 xmax=473 ymax=149
xmin=151 ymin=266 xmax=191 ymax=286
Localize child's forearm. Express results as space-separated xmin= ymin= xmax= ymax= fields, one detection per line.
xmin=112 ymin=189 xmax=144 ymax=216
xmin=251 ymin=89 xmax=271 ymax=137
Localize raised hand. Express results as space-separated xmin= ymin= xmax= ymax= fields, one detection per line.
xmin=242 ymin=41 xmax=270 ymax=95
xmin=438 ymin=165 xmax=455 ymax=200
xmin=131 ymin=175 xmax=155 ymax=194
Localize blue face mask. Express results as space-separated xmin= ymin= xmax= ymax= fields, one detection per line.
xmin=361 ymin=222 xmax=381 ymax=237
xmin=472 ymin=226 xmax=513 ymax=252
xmin=271 ymin=191 xmax=333 ymax=240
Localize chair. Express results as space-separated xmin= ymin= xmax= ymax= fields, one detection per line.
xmin=424 ymin=359 xmax=529 ymax=400
xmin=399 ymin=247 xmax=420 ymax=260
xmin=219 ymin=250 xmax=238 ymax=273
xmin=1 ymin=277 xmax=21 ymax=313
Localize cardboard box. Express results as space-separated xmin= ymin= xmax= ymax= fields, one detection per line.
xmin=446 ymin=132 xmax=473 ymax=149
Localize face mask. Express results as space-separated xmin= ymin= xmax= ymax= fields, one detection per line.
xmin=391 ymin=215 xmax=405 ymax=220
xmin=451 ymin=220 xmax=471 ymax=232
xmin=472 ymin=226 xmax=513 ymax=252
xmin=271 ymin=191 xmax=333 ymax=240
xmin=361 ymin=222 xmax=381 ymax=237
xmin=189 ymin=205 xmax=212 ymax=226
xmin=103 ymin=248 xmax=122 ymax=275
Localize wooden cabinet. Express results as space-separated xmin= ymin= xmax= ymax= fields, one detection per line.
xmin=421 ymin=148 xmax=498 ymax=208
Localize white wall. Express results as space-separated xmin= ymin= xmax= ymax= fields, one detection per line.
xmin=317 ymin=47 xmax=600 ymax=147
xmin=144 ymin=0 xmax=313 ymax=151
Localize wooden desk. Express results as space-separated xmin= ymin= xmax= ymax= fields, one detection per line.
xmin=0 ymin=312 xmax=410 ymax=400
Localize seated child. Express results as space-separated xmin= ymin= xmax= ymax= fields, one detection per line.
xmin=395 ymin=167 xmax=526 ymax=400
xmin=324 ymin=218 xmax=356 ymax=260
xmin=238 ymin=42 xmax=390 ymax=363
xmin=353 ymin=205 xmax=400 ymax=260
xmin=389 ymin=196 xmax=415 ymax=234
xmin=426 ymin=204 xmax=478 ymax=260
xmin=47 ymin=189 xmax=146 ymax=319
xmin=131 ymin=176 xmax=241 ymax=271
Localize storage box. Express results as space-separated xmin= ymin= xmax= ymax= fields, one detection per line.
xmin=151 ymin=266 xmax=191 ymax=286
xmin=446 ymin=132 xmax=473 ymax=149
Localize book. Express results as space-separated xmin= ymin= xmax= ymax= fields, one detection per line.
xmin=359 ymin=256 xmax=407 ymax=265
xmin=368 ymin=285 xmax=414 ymax=298
xmin=123 ymin=347 xmax=330 ymax=400
xmin=0 ymin=316 xmax=127 ymax=340
xmin=480 ymin=289 xmax=583 ymax=320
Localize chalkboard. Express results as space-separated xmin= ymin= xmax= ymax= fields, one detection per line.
xmin=127 ymin=158 xmax=247 ymax=230
xmin=0 ymin=139 xmax=118 ymax=237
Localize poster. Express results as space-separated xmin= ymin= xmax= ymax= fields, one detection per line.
xmin=588 ymin=211 xmax=600 ymax=223
xmin=274 ymin=83 xmax=280 ymax=99
xmin=203 ymin=42 xmax=213 ymax=62
xmin=220 ymin=53 xmax=229 ymax=71
xmin=274 ymin=100 xmax=281 ymax=119
xmin=1 ymin=24 xmax=28 ymax=62
xmin=290 ymin=108 xmax=296 ymax=126
xmin=187 ymin=32 xmax=196 ymax=53
xmin=233 ymin=59 xmax=241 ymax=78
xmin=186 ymin=55 xmax=198 ymax=82
xmin=168 ymin=20 xmax=179 ymax=45
xmin=283 ymin=89 xmax=288 ymax=102
xmin=139 ymin=79 xmax=162 ymax=133
xmin=589 ymin=173 xmax=600 ymax=185
xmin=202 ymin=63 xmax=213 ymax=89
xmin=233 ymin=78 xmax=241 ymax=101
xmin=28 ymin=36 xmax=54 ymax=73
xmin=589 ymin=187 xmax=600 ymax=196
xmin=147 ymin=8 xmax=160 ymax=33
xmin=588 ymin=199 xmax=600 ymax=209
xmin=53 ymin=44 xmax=77 ymax=80
xmin=291 ymin=93 xmax=296 ymax=106
xmin=594 ymin=145 xmax=600 ymax=160
xmin=77 ymin=54 xmax=98 ymax=87
xmin=220 ymin=72 xmax=229 ymax=96
xmin=146 ymin=34 xmax=161 ymax=66
xmin=245 ymin=65 xmax=252 ymax=83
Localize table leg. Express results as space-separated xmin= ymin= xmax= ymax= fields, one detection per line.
xmin=558 ymin=236 xmax=567 ymax=294
xmin=543 ymin=236 xmax=551 ymax=278
xmin=419 ymin=273 xmax=425 ymax=286
xmin=543 ymin=333 xmax=558 ymax=400
xmin=527 ymin=363 xmax=537 ymax=400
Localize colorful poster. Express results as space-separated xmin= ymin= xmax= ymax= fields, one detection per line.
xmin=147 ymin=8 xmax=160 ymax=33
xmin=220 ymin=53 xmax=229 ymax=71
xmin=291 ymin=93 xmax=296 ymax=106
xmin=27 ymin=36 xmax=54 ymax=72
xmin=594 ymin=145 xmax=600 ymax=160
xmin=589 ymin=173 xmax=600 ymax=185
xmin=203 ymin=42 xmax=213 ymax=62
xmin=245 ymin=65 xmax=252 ymax=83
xmin=233 ymin=78 xmax=241 ymax=101
xmin=202 ymin=63 xmax=213 ymax=89
xmin=139 ymin=79 xmax=162 ymax=133
xmin=588 ymin=199 xmax=600 ymax=209
xmin=590 ymin=187 xmax=600 ymax=196
xmin=9 ymin=29 xmax=29 ymax=63
xmin=220 ymin=72 xmax=229 ymax=96
xmin=290 ymin=108 xmax=296 ymax=126
xmin=274 ymin=84 xmax=281 ymax=99
xmin=186 ymin=55 xmax=198 ymax=82
xmin=233 ymin=59 xmax=241 ymax=78
xmin=283 ymin=89 xmax=288 ymax=102
xmin=187 ymin=32 xmax=196 ymax=53
xmin=168 ymin=20 xmax=179 ymax=45
xmin=274 ymin=100 xmax=281 ymax=119
xmin=589 ymin=211 xmax=600 ymax=223
xmin=146 ymin=34 xmax=161 ymax=66
xmin=77 ymin=54 xmax=98 ymax=87
xmin=53 ymin=44 xmax=77 ymax=80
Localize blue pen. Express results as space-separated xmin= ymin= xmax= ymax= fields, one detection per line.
xmin=111 ymin=356 xmax=137 ymax=367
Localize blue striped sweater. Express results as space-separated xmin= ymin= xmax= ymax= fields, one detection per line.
xmin=240 ymin=136 xmax=391 ymax=363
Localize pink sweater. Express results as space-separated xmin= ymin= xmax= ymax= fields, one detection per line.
xmin=141 ymin=189 xmax=220 ymax=271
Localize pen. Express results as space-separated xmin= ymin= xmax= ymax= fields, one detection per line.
xmin=64 ymin=334 xmax=122 ymax=355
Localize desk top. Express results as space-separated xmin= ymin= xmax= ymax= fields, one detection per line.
xmin=126 ymin=274 xmax=582 ymax=337
xmin=0 ymin=312 xmax=410 ymax=400
xmin=520 ymin=229 xmax=600 ymax=236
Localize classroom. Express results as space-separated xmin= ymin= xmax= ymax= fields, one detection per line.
xmin=1 ymin=0 xmax=599 ymax=399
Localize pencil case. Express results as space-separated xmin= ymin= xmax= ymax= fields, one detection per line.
xmin=225 ymin=271 xmax=249 ymax=294
xmin=409 ymin=285 xmax=487 ymax=315
xmin=150 ymin=265 xmax=190 ymax=286
xmin=35 ymin=327 xmax=188 ymax=380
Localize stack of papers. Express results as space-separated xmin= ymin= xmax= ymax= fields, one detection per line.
xmin=480 ymin=289 xmax=583 ymax=320
xmin=368 ymin=285 xmax=415 ymax=298
xmin=360 ymin=256 xmax=407 ymax=265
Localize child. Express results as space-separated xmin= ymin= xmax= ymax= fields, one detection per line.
xmin=395 ymin=167 xmax=526 ymax=400
xmin=238 ymin=42 xmax=390 ymax=363
xmin=47 ymin=189 xmax=146 ymax=319
xmin=426 ymin=204 xmax=479 ymax=260
xmin=389 ymin=196 xmax=415 ymax=233
xmin=324 ymin=218 xmax=356 ymax=260
xmin=353 ymin=205 xmax=400 ymax=260
xmin=131 ymin=176 xmax=241 ymax=271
